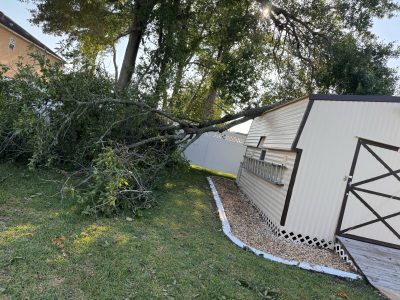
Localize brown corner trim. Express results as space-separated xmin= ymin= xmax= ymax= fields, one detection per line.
xmin=280 ymin=149 xmax=302 ymax=226
xmin=335 ymin=139 xmax=362 ymax=234
xmin=291 ymin=100 xmax=314 ymax=150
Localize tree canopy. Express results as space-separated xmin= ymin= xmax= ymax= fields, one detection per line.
xmin=29 ymin=0 xmax=399 ymax=115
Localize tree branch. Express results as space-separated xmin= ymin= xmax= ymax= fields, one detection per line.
xmin=76 ymin=95 xmax=295 ymax=149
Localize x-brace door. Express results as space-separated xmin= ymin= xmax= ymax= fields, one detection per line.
xmin=337 ymin=139 xmax=400 ymax=249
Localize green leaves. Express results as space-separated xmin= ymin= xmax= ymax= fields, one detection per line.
xmin=29 ymin=0 xmax=400 ymax=117
xmin=31 ymin=0 xmax=131 ymax=62
xmin=316 ymin=35 xmax=399 ymax=95
xmin=66 ymin=147 xmax=156 ymax=216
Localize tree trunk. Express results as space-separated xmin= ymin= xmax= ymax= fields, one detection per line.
xmin=172 ymin=62 xmax=184 ymax=100
xmin=201 ymin=87 xmax=217 ymax=122
xmin=155 ymin=15 xmax=169 ymax=109
xmin=112 ymin=45 xmax=119 ymax=85
xmin=117 ymin=0 xmax=156 ymax=90
xmin=201 ymin=46 xmax=224 ymax=121
xmin=156 ymin=60 xmax=168 ymax=109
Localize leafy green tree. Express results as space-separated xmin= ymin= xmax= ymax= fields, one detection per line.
xmin=28 ymin=0 xmax=399 ymax=118
xmin=317 ymin=36 xmax=399 ymax=95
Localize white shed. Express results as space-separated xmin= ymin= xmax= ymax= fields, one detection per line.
xmin=237 ymin=94 xmax=400 ymax=250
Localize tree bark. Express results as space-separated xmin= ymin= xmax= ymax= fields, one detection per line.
xmin=157 ymin=61 xmax=168 ymax=109
xmin=201 ymin=46 xmax=224 ymax=121
xmin=112 ymin=45 xmax=119 ymax=85
xmin=117 ymin=0 xmax=156 ymax=90
xmin=154 ymin=15 xmax=169 ymax=109
xmin=201 ymin=87 xmax=217 ymax=121
xmin=172 ymin=62 xmax=184 ymax=99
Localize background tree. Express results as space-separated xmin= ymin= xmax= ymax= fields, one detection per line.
xmin=29 ymin=1 xmax=399 ymax=110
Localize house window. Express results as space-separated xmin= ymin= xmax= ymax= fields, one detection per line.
xmin=260 ymin=150 xmax=266 ymax=161
xmin=8 ymin=38 xmax=16 ymax=50
xmin=257 ymin=136 xmax=266 ymax=148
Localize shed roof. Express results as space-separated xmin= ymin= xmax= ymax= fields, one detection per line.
xmin=309 ymin=94 xmax=400 ymax=103
xmin=254 ymin=93 xmax=400 ymax=150
xmin=0 ymin=11 xmax=62 ymax=61
xmin=266 ymin=94 xmax=400 ymax=115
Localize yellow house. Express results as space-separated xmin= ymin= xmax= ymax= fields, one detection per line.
xmin=0 ymin=11 xmax=62 ymax=77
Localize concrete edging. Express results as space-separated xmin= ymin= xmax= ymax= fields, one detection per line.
xmin=207 ymin=176 xmax=361 ymax=280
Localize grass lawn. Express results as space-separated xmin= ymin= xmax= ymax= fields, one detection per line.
xmin=0 ymin=163 xmax=384 ymax=299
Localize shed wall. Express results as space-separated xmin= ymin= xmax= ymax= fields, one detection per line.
xmin=237 ymin=147 xmax=297 ymax=225
xmin=285 ymin=100 xmax=400 ymax=242
xmin=245 ymin=98 xmax=309 ymax=150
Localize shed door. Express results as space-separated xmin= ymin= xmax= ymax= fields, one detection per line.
xmin=337 ymin=139 xmax=400 ymax=249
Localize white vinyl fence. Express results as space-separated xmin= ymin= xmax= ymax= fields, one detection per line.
xmin=184 ymin=132 xmax=247 ymax=175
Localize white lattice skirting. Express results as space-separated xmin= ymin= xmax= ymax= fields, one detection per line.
xmin=334 ymin=242 xmax=357 ymax=270
xmin=240 ymin=191 xmax=335 ymax=250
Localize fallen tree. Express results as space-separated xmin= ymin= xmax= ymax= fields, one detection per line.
xmin=1 ymin=0 xmax=398 ymax=215
xmin=0 ymin=58 xmax=292 ymax=216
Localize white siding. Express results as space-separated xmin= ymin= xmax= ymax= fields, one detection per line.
xmin=285 ymin=100 xmax=400 ymax=243
xmin=238 ymin=147 xmax=297 ymax=225
xmin=245 ymin=98 xmax=309 ymax=150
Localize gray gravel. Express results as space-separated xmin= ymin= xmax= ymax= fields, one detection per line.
xmin=212 ymin=176 xmax=356 ymax=273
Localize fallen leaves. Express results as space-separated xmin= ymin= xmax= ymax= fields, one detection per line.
xmin=51 ymin=236 xmax=66 ymax=249
xmin=336 ymin=290 xmax=350 ymax=299
xmin=235 ymin=279 xmax=280 ymax=299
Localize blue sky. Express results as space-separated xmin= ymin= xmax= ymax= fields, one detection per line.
xmin=2 ymin=1 xmax=400 ymax=132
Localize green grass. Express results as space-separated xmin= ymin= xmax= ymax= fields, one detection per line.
xmin=190 ymin=165 xmax=236 ymax=179
xmin=0 ymin=163 xmax=383 ymax=299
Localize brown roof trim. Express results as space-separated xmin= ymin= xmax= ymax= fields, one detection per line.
xmin=310 ymin=94 xmax=400 ymax=103
xmin=0 ymin=11 xmax=63 ymax=61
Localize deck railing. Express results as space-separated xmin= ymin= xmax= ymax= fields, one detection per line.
xmin=242 ymin=156 xmax=285 ymax=186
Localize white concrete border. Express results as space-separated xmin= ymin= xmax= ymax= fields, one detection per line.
xmin=207 ymin=177 xmax=361 ymax=280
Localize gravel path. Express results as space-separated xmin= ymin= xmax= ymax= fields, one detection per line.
xmin=212 ymin=176 xmax=356 ymax=273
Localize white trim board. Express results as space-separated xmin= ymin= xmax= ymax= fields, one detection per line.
xmin=207 ymin=176 xmax=361 ymax=280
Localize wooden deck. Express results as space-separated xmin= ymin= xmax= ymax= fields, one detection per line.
xmin=337 ymin=237 xmax=400 ymax=300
